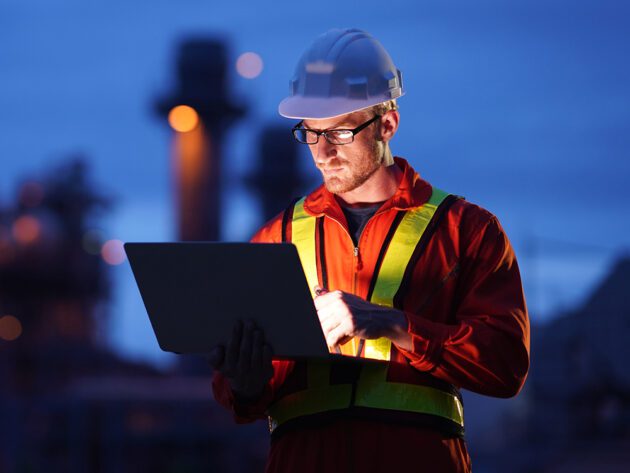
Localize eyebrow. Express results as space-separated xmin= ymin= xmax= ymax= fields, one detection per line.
xmin=303 ymin=118 xmax=352 ymax=130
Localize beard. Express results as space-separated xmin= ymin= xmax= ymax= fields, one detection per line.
xmin=321 ymin=162 xmax=378 ymax=194
xmin=319 ymin=142 xmax=383 ymax=195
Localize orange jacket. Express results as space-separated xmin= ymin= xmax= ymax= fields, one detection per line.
xmin=212 ymin=158 xmax=529 ymax=470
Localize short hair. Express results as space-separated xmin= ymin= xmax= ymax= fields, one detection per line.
xmin=368 ymin=99 xmax=398 ymax=116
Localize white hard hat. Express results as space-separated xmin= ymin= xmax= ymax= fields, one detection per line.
xmin=278 ymin=28 xmax=404 ymax=120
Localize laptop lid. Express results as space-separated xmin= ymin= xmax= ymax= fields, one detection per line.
xmin=124 ymin=242 xmax=331 ymax=359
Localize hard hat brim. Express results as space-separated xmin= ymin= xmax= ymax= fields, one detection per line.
xmin=278 ymin=93 xmax=403 ymax=120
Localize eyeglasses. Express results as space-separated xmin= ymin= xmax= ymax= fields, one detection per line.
xmin=292 ymin=115 xmax=381 ymax=145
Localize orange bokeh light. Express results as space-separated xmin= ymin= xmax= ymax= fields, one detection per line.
xmin=0 ymin=315 xmax=22 ymax=341
xmin=12 ymin=215 xmax=41 ymax=245
xmin=101 ymin=239 xmax=127 ymax=265
xmin=168 ymin=105 xmax=200 ymax=133
xmin=236 ymin=52 xmax=263 ymax=79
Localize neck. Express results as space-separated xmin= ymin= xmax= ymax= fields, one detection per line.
xmin=336 ymin=158 xmax=402 ymax=208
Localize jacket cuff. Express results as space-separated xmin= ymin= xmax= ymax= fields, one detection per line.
xmin=398 ymin=311 xmax=450 ymax=372
xmin=212 ymin=372 xmax=272 ymax=422
xmin=233 ymin=385 xmax=273 ymax=421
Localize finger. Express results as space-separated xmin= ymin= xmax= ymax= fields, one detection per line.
xmin=337 ymin=334 xmax=353 ymax=346
xmin=314 ymin=292 xmax=337 ymax=312
xmin=315 ymin=302 xmax=336 ymax=324
xmin=327 ymin=322 xmax=353 ymax=348
xmin=225 ymin=320 xmax=243 ymax=375
xmin=314 ymin=290 xmax=344 ymax=311
xmin=316 ymin=297 xmax=353 ymax=328
xmin=237 ymin=321 xmax=255 ymax=374
xmin=250 ymin=329 xmax=263 ymax=370
xmin=314 ymin=285 xmax=328 ymax=296
xmin=206 ymin=346 xmax=225 ymax=370
xmin=317 ymin=308 xmax=342 ymax=335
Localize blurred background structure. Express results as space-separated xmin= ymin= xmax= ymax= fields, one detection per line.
xmin=1 ymin=0 xmax=629 ymax=471
xmin=0 ymin=158 xmax=269 ymax=471
xmin=155 ymin=39 xmax=247 ymax=242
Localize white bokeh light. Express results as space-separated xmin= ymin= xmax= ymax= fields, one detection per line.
xmin=236 ymin=52 xmax=263 ymax=79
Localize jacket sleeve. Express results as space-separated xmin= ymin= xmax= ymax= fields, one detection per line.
xmin=211 ymin=211 xmax=297 ymax=422
xmin=397 ymin=210 xmax=530 ymax=398
xmin=212 ymin=360 xmax=296 ymax=423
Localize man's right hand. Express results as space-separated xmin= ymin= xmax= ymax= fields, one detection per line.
xmin=207 ymin=320 xmax=274 ymax=402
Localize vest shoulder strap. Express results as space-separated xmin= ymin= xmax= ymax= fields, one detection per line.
xmin=371 ymin=187 xmax=450 ymax=306
xmin=291 ymin=197 xmax=319 ymax=297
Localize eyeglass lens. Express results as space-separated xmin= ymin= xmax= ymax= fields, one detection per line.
xmin=293 ymin=129 xmax=354 ymax=145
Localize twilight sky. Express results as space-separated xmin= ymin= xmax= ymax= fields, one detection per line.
xmin=1 ymin=0 xmax=629 ymax=366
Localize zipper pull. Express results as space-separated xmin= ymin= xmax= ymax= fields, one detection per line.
xmin=353 ymin=247 xmax=363 ymax=270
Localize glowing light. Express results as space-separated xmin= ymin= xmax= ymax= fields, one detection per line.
xmin=82 ymin=229 xmax=105 ymax=255
xmin=236 ymin=52 xmax=263 ymax=79
xmin=19 ymin=181 xmax=45 ymax=207
xmin=101 ymin=239 xmax=126 ymax=265
xmin=0 ymin=315 xmax=22 ymax=341
xmin=12 ymin=215 xmax=41 ymax=245
xmin=168 ymin=105 xmax=199 ymax=133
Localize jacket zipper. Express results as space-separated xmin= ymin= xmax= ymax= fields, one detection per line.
xmin=352 ymin=246 xmax=361 ymax=293
xmin=323 ymin=215 xmax=359 ymax=354
xmin=324 ymin=215 xmax=363 ymax=295
xmin=326 ymin=214 xmax=373 ymax=358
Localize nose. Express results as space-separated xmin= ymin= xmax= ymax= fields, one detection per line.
xmin=312 ymin=135 xmax=337 ymax=164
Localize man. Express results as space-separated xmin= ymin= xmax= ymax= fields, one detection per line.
xmin=210 ymin=28 xmax=529 ymax=472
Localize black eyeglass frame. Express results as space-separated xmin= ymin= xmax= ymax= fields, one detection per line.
xmin=292 ymin=114 xmax=382 ymax=145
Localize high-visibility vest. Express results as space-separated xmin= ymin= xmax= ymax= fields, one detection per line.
xmin=267 ymin=188 xmax=465 ymax=437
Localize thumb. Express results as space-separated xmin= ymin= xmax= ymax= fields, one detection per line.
xmin=314 ymin=285 xmax=328 ymax=297
xmin=206 ymin=345 xmax=225 ymax=370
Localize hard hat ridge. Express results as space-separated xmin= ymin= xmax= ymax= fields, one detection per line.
xmin=279 ymin=28 xmax=404 ymax=120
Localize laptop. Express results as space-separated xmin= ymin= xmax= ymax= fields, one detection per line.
xmin=124 ymin=242 xmax=331 ymax=359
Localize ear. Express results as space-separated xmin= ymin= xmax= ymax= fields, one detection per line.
xmin=378 ymin=110 xmax=400 ymax=143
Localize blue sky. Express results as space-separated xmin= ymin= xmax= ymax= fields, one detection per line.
xmin=2 ymin=0 xmax=628 ymax=366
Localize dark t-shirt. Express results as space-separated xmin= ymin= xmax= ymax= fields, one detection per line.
xmin=341 ymin=202 xmax=383 ymax=246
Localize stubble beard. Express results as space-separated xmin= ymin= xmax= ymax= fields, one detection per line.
xmin=321 ymin=141 xmax=383 ymax=195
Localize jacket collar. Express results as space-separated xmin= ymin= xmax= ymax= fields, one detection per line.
xmin=303 ymin=157 xmax=433 ymax=218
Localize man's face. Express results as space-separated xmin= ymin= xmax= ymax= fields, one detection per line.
xmin=302 ymin=111 xmax=382 ymax=195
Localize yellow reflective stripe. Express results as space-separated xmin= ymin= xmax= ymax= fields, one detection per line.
xmin=268 ymin=361 xmax=339 ymax=433
xmin=363 ymin=337 xmax=391 ymax=361
xmin=364 ymin=188 xmax=449 ymax=361
xmin=355 ymin=363 xmax=464 ymax=427
xmin=370 ymin=188 xmax=449 ymax=307
xmin=267 ymin=384 xmax=353 ymax=432
xmin=291 ymin=197 xmax=319 ymax=297
xmin=268 ymin=370 xmax=463 ymax=431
